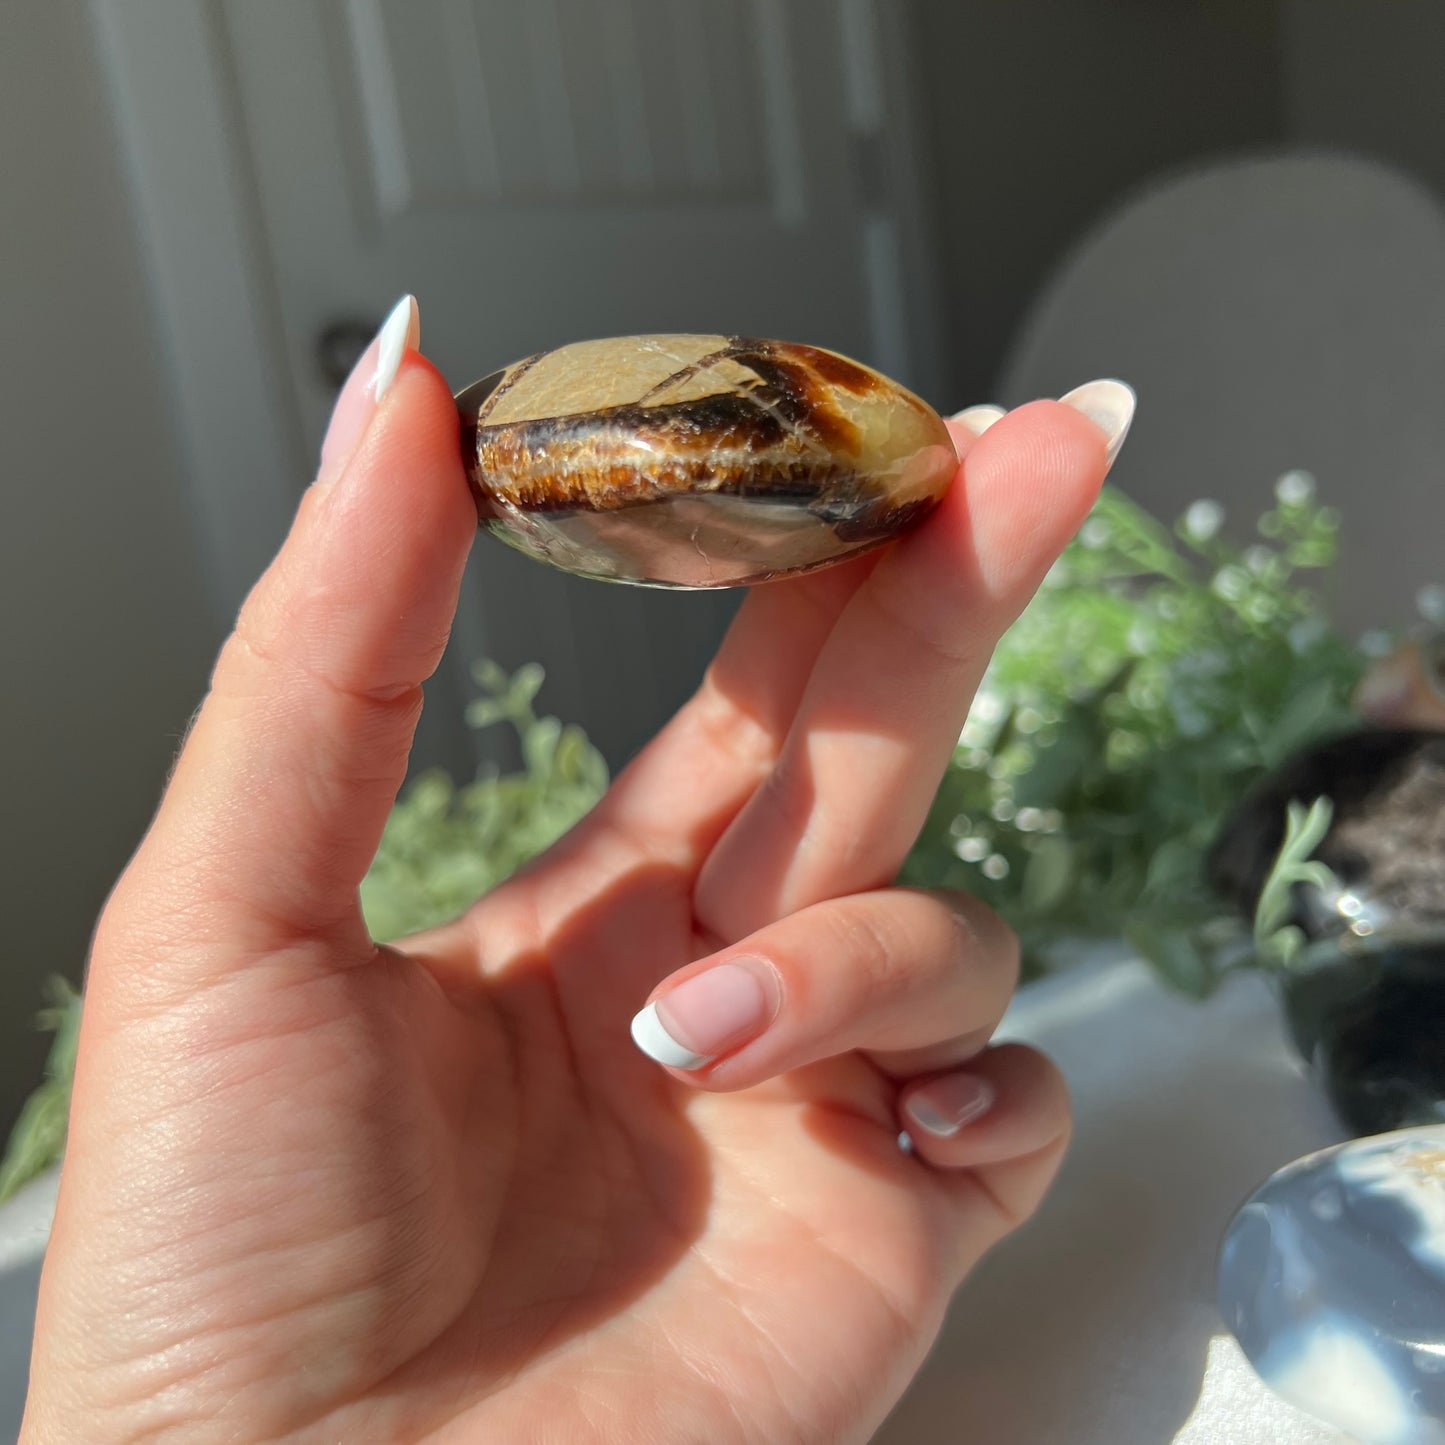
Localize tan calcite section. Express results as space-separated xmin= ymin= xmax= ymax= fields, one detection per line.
xmin=480 ymin=335 xmax=758 ymax=420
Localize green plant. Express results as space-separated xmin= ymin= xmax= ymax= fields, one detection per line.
xmin=899 ymin=473 xmax=1365 ymax=995
xmin=0 ymin=978 xmax=81 ymax=1201
xmin=359 ymin=660 xmax=609 ymax=942
xmin=0 ymin=664 xmax=608 ymax=1200
xmin=1251 ymin=797 xmax=1337 ymax=970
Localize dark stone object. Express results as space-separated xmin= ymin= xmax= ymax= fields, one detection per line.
xmin=1281 ymin=937 xmax=1445 ymax=1137
xmin=1209 ymin=729 xmax=1445 ymax=1139
xmin=455 ymin=335 xmax=957 ymax=588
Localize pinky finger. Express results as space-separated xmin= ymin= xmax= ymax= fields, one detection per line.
xmin=900 ymin=1043 xmax=1071 ymax=1232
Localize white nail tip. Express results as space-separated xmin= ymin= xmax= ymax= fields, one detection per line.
xmin=951 ymin=404 xmax=1007 ymax=434
xmin=630 ymin=1003 xmax=710 ymax=1071
xmin=1058 ymin=378 xmax=1136 ymax=465
xmin=372 ymin=294 xmax=419 ymax=401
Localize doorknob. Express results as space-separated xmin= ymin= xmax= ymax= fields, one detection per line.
xmin=315 ymin=316 xmax=380 ymax=391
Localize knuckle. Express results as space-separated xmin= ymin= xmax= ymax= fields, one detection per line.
xmin=848 ymin=902 xmax=911 ymax=997
xmin=827 ymin=895 xmax=930 ymax=1011
xmin=830 ymin=887 xmax=1021 ymax=1021
xmin=926 ymin=887 xmax=1020 ymax=995
xmin=863 ymin=574 xmax=979 ymax=669
xmin=689 ymin=672 xmax=779 ymax=777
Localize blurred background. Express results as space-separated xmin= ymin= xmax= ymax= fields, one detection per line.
xmin=6 ymin=0 xmax=1445 ymax=1137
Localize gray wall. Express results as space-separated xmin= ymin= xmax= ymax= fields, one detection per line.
xmin=1283 ymin=0 xmax=1445 ymax=195
xmin=912 ymin=0 xmax=1445 ymax=635
xmin=0 ymin=7 xmax=217 ymax=1130
xmin=909 ymin=0 xmax=1284 ymax=411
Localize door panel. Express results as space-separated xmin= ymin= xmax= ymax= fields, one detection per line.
xmin=211 ymin=0 xmax=916 ymax=767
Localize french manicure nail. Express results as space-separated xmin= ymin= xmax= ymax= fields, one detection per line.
xmin=317 ymin=294 xmax=420 ymax=480
xmin=373 ymin=293 xmax=420 ymax=401
xmin=1058 ymin=378 xmax=1136 ymax=467
xmin=951 ymin=404 xmax=1007 ymax=434
xmin=630 ymin=958 xmax=780 ymax=1071
xmin=904 ymin=1074 xmax=995 ymax=1137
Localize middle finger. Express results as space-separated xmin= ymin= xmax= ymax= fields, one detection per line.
xmin=696 ymin=386 xmax=1133 ymax=940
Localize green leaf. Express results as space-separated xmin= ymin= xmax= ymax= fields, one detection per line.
xmin=1125 ymin=922 xmax=1218 ymax=999
xmin=1262 ymin=676 xmax=1348 ymax=765
xmin=1142 ymin=836 xmax=1204 ymax=898
xmin=470 ymin=658 xmax=509 ymax=691
xmin=360 ymin=663 xmax=609 ymax=943
xmin=508 ymin=662 xmax=546 ymax=709
xmin=1252 ymin=796 xmax=1337 ymax=968
xmin=1021 ymin=835 xmax=1075 ymax=914
xmin=522 ymin=714 xmax=562 ymax=779
xmin=0 ymin=1084 xmax=69 ymax=1200
xmin=464 ymin=698 xmax=513 ymax=729
xmin=0 ymin=976 xmax=83 ymax=1200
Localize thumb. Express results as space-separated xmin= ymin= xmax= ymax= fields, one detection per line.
xmin=99 ymin=295 xmax=477 ymax=983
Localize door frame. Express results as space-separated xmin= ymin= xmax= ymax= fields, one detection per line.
xmin=90 ymin=0 xmax=948 ymax=633
xmin=91 ymin=0 xmax=307 ymax=631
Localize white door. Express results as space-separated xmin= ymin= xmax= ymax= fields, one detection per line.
xmin=96 ymin=0 xmax=943 ymax=769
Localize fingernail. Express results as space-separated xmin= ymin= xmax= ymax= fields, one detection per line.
xmin=318 ymin=294 xmax=420 ymax=479
xmin=904 ymin=1074 xmax=995 ymax=1137
xmin=1058 ymin=378 xmax=1136 ymax=467
xmin=373 ymin=293 xmax=420 ymax=401
xmin=951 ymin=404 xmax=1006 ymax=434
xmin=630 ymin=958 xmax=780 ymax=1071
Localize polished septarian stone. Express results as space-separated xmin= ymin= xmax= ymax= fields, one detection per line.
xmin=1218 ymin=1127 xmax=1445 ymax=1445
xmin=456 ymin=334 xmax=958 ymax=588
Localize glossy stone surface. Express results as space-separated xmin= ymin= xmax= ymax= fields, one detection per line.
xmin=1280 ymin=936 xmax=1445 ymax=1138
xmin=456 ymin=334 xmax=957 ymax=588
xmin=1219 ymin=1127 xmax=1445 ymax=1445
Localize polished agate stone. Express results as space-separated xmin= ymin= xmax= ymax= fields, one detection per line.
xmin=1218 ymin=1127 xmax=1445 ymax=1445
xmin=456 ymin=334 xmax=957 ymax=587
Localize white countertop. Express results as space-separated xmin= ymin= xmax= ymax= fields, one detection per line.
xmin=873 ymin=955 xmax=1350 ymax=1444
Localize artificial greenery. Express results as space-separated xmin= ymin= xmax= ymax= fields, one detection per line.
xmin=0 ymin=978 xmax=81 ymax=1201
xmin=1251 ymin=797 xmax=1337 ymax=971
xmin=0 ymin=475 xmax=1366 ymax=1194
xmin=359 ymin=660 xmax=609 ymax=942
xmin=898 ymin=472 xmax=1364 ymax=994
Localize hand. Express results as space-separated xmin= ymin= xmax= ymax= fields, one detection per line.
xmin=23 ymin=300 xmax=1123 ymax=1444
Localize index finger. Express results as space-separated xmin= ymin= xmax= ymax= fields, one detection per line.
xmin=95 ymin=301 xmax=479 ymax=986
xmin=695 ymin=382 xmax=1134 ymax=940
xmin=539 ymin=427 xmax=988 ymax=877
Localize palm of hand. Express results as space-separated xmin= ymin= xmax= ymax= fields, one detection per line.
xmin=127 ymin=853 xmax=973 ymax=1444
xmin=25 ymin=351 xmax=1112 ymax=1445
